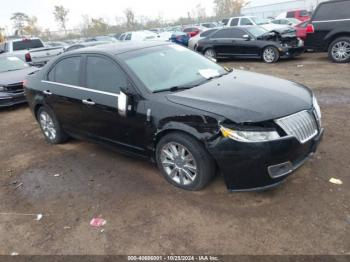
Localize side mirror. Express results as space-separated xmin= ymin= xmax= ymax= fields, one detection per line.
xmin=118 ymin=91 xmax=129 ymax=117
xmin=242 ymin=34 xmax=251 ymax=41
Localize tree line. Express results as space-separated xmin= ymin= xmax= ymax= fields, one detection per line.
xmin=4 ymin=0 xmax=247 ymax=41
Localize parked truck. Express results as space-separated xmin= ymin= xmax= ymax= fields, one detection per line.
xmin=0 ymin=37 xmax=64 ymax=67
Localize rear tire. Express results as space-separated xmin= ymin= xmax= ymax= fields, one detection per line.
xmin=328 ymin=37 xmax=350 ymax=63
xmin=37 ymin=106 xmax=68 ymax=144
xmin=156 ymin=132 xmax=215 ymax=191
xmin=262 ymin=46 xmax=280 ymax=63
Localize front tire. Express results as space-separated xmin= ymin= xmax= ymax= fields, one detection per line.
xmin=156 ymin=132 xmax=215 ymax=191
xmin=262 ymin=46 xmax=280 ymax=63
xmin=204 ymin=48 xmax=216 ymax=60
xmin=328 ymin=37 xmax=350 ymax=63
xmin=37 ymin=106 xmax=68 ymax=144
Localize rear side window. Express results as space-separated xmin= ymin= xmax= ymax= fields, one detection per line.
xmin=200 ymin=29 xmax=218 ymax=37
xmin=212 ymin=29 xmax=231 ymax=38
xmin=86 ymin=56 xmax=127 ymax=93
xmin=222 ymin=19 xmax=229 ymax=26
xmin=12 ymin=39 xmax=44 ymax=51
xmin=230 ymin=18 xmax=239 ymax=26
xmin=313 ymin=1 xmax=350 ymax=20
xmin=52 ymin=57 xmax=81 ymax=86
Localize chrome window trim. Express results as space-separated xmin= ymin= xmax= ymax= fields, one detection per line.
xmin=313 ymin=18 xmax=350 ymax=23
xmin=41 ymin=80 xmax=120 ymax=98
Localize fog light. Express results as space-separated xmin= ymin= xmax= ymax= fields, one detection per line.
xmin=268 ymin=162 xmax=293 ymax=178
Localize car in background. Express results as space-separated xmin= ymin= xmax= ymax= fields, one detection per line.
xmin=0 ymin=38 xmax=64 ymax=67
xmin=119 ymin=31 xmax=158 ymax=42
xmin=64 ymin=41 xmax=111 ymax=52
xmin=188 ymin=28 xmax=219 ymax=50
xmin=197 ymin=26 xmax=304 ymax=63
xmin=25 ymin=42 xmax=323 ymax=192
xmin=169 ymin=32 xmax=190 ymax=46
xmin=305 ymin=0 xmax=350 ymax=63
xmin=86 ymin=36 xmax=118 ymax=42
xmin=199 ymin=22 xmax=218 ymax=29
xmin=183 ymin=26 xmax=206 ymax=38
xmin=0 ymin=56 xmax=38 ymax=107
xmin=271 ymin=18 xmax=301 ymax=26
xmin=295 ymin=19 xmax=310 ymax=41
xmin=223 ymin=16 xmax=292 ymax=31
xmin=276 ymin=10 xmax=310 ymax=22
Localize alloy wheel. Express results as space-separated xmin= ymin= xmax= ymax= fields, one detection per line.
xmin=331 ymin=41 xmax=350 ymax=62
xmin=39 ymin=111 xmax=57 ymax=141
xmin=263 ymin=47 xmax=276 ymax=63
xmin=160 ymin=142 xmax=197 ymax=186
xmin=204 ymin=49 xmax=215 ymax=59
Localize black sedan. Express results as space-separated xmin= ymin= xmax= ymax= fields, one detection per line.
xmin=0 ymin=56 xmax=38 ymax=107
xmin=196 ymin=26 xmax=305 ymax=63
xmin=25 ymin=42 xmax=323 ymax=191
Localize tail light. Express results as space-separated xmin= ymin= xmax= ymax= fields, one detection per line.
xmin=25 ymin=53 xmax=32 ymax=62
xmin=306 ymin=24 xmax=314 ymax=34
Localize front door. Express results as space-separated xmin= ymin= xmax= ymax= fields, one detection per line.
xmin=78 ymin=54 xmax=147 ymax=154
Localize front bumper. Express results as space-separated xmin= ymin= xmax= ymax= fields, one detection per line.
xmin=208 ymin=128 xmax=324 ymax=191
xmin=0 ymin=91 xmax=26 ymax=108
xmin=280 ymin=46 xmax=305 ymax=58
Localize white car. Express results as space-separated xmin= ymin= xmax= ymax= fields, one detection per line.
xmin=119 ymin=31 xmax=158 ymax=42
xmin=223 ymin=16 xmax=291 ymax=31
xmin=271 ymin=18 xmax=301 ymax=26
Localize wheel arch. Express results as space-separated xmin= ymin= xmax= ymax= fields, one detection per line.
xmin=325 ymin=31 xmax=350 ymax=51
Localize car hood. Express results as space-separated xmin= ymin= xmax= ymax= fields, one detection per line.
xmin=0 ymin=67 xmax=39 ymax=86
xmin=166 ymin=70 xmax=313 ymax=123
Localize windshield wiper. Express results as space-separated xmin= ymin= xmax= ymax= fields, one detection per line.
xmin=154 ymin=84 xmax=197 ymax=93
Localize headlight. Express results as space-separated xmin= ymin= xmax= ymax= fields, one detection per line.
xmin=220 ymin=126 xmax=280 ymax=143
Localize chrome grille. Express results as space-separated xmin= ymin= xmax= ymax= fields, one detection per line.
xmin=275 ymin=110 xmax=319 ymax=144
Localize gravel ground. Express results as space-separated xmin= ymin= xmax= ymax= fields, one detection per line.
xmin=0 ymin=52 xmax=349 ymax=255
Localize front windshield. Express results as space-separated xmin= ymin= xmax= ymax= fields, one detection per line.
xmin=0 ymin=57 xmax=29 ymax=73
xmin=251 ymin=17 xmax=269 ymax=25
xmin=246 ymin=27 xmax=268 ymax=37
xmin=123 ymin=45 xmax=227 ymax=92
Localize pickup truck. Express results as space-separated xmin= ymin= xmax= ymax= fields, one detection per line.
xmin=0 ymin=38 xmax=64 ymax=67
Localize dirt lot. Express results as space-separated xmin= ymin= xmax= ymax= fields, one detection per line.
xmin=0 ymin=53 xmax=349 ymax=255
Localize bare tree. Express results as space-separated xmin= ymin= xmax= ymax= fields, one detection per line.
xmin=53 ymin=5 xmax=69 ymax=34
xmin=124 ymin=8 xmax=136 ymax=30
xmin=213 ymin=0 xmax=248 ymax=20
xmin=196 ymin=4 xmax=207 ymax=22
xmin=11 ymin=12 xmax=29 ymax=35
xmin=23 ymin=16 xmax=41 ymax=36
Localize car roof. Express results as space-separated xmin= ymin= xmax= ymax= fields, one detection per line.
xmin=67 ymin=41 xmax=170 ymax=55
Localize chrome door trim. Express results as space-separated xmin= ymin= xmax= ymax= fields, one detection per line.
xmin=41 ymin=80 xmax=120 ymax=98
xmin=313 ymin=18 xmax=350 ymax=23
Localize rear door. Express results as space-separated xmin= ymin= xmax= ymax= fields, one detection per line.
xmin=210 ymin=29 xmax=236 ymax=56
xmin=42 ymin=55 xmax=84 ymax=132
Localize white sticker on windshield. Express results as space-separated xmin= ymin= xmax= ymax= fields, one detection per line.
xmin=198 ymin=69 xmax=220 ymax=79
xmin=7 ymin=57 xmax=20 ymax=61
xmin=170 ymin=44 xmax=187 ymax=52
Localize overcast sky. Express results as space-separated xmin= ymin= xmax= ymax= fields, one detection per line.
xmin=0 ymin=0 xmax=284 ymax=33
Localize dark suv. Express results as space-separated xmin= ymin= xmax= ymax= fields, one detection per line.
xmin=305 ymin=0 xmax=350 ymax=63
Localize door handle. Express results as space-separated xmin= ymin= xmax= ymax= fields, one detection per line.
xmin=82 ymin=99 xmax=95 ymax=106
xmin=43 ymin=90 xmax=52 ymax=95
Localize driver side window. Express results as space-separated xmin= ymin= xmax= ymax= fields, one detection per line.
xmin=86 ymin=56 xmax=127 ymax=94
